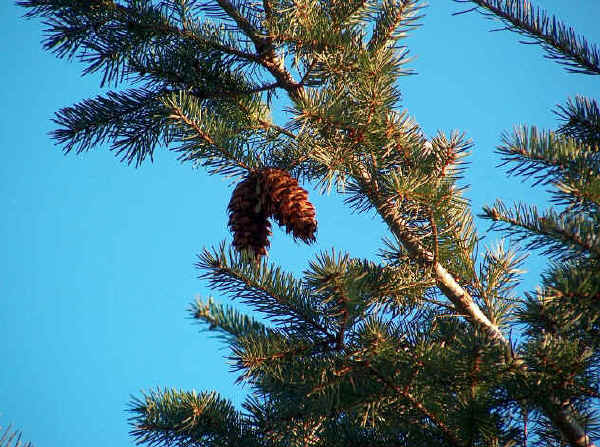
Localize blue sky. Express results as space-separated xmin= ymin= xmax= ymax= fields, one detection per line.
xmin=1 ymin=1 xmax=599 ymax=445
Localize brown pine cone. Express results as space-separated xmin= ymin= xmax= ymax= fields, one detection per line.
xmin=227 ymin=173 xmax=272 ymax=258
xmin=260 ymin=168 xmax=317 ymax=244
xmin=227 ymin=169 xmax=317 ymax=258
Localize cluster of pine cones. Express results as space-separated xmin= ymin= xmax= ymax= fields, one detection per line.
xmin=227 ymin=168 xmax=317 ymax=257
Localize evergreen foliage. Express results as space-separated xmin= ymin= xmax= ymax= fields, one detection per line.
xmin=465 ymin=1 xmax=600 ymax=446
xmin=0 ymin=426 xmax=33 ymax=447
xmin=20 ymin=0 xmax=599 ymax=446
xmin=454 ymin=0 xmax=600 ymax=75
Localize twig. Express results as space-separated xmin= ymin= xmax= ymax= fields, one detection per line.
xmin=368 ymin=366 xmax=467 ymax=447
xmin=168 ymin=102 xmax=252 ymax=172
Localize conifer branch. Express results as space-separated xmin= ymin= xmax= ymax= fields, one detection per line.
xmin=298 ymin=103 xmax=509 ymax=361
xmin=428 ymin=207 xmax=440 ymax=265
xmin=481 ymin=207 xmax=598 ymax=447
xmin=163 ymin=91 xmax=268 ymax=175
xmin=215 ymin=0 xmax=267 ymax=53
xmin=234 ymin=99 xmax=296 ymax=139
xmin=541 ymin=400 xmax=598 ymax=447
xmin=19 ymin=0 xmax=269 ymax=87
xmin=51 ymin=88 xmax=171 ymax=165
xmin=20 ymin=2 xmax=600 ymax=445
xmin=455 ymin=0 xmax=600 ymax=75
xmin=494 ymin=125 xmax=600 ymax=214
xmin=358 ymin=162 xmax=597 ymax=447
xmin=368 ymin=366 xmax=467 ymax=447
xmin=120 ymin=8 xmax=263 ymax=65
xmin=129 ymin=389 xmax=260 ymax=447
xmin=191 ymin=297 xmax=268 ymax=342
xmin=482 ymin=201 xmax=600 ymax=260
xmin=0 ymin=425 xmax=34 ymax=447
xmin=556 ymin=96 xmax=600 ymax=145
xmin=368 ymin=0 xmax=423 ymax=51
xmin=475 ymin=243 xmax=524 ymax=327
xmin=187 ymin=81 xmax=282 ymax=102
xmin=356 ymin=165 xmax=507 ymax=344
xmin=168 ymin=99 xmax=251 ymax=170
xmin=496 ymin=126 xmax=599 ymax=187
xmin=261 ymin=0 xmax=273 ymax=23
xmin=196 ymin=246 xmax=335 ymax=340
xmin=212 ymin=0 xmax=306 ymax=101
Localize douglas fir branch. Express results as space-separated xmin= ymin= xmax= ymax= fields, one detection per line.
xmin=19 ymin=0 xmax=600 ymax=446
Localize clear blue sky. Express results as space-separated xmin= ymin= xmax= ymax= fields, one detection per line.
xmin=1 ymin=1 xmax=599 ymax=445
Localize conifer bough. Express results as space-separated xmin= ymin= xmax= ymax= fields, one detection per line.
xmin=19 ymin=0 xmax=599 ymax=446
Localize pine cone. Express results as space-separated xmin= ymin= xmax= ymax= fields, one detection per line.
xmin=261 ymin=168 xmax=317 ymax=244
xmin=227 ymin=173 xmax=272 ymax=258
xmin=227 ymin=169 xmax=317 ymax=258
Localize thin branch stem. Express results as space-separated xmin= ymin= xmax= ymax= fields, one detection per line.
xmin=428 ymin=207 xmax=439 ymax=266
xmin=355 ymin=165 xmax=506 ymax=344
xmin=368 ymin=366 xmax=467 ymax=447
xmin=215 ymin=0 xmax=266 ymax=52
xmin=235 ymin=100 xmax=296 ymax=139
xmin=208 ymin=261 xmax=335 ymax=342
xmin=168 ymin=102 xmax=252 ymax=172
xmin=110 ymin=1 xmax=264 ymax=63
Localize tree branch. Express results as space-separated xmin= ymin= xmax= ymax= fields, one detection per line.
xmin=369 ymin=366 xmax=467 ymax=447
xmin=167 ymin=101 xmax=252 ymax=172
xmin=542 ymin=400 xmax=597 ymax=447
xmin=356 ymin=167 xmax=597 ymax=447
xmin=355 ymin=165 xmax=507 ymax=344
xmin=213 ymin=0 xmax=304 ymax=101
xmin=99 ymin=1 xmax=265 ymax=64
xmin=215 ymin=0 xmax=265 ymax=51
xmin=455 ymin=0 xmax=600 ymax=75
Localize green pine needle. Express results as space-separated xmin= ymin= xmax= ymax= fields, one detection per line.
xmin=455 ymin=0 xmax=600 ymax=75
